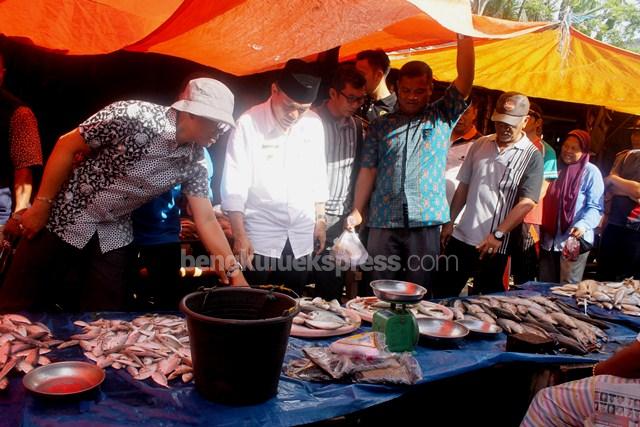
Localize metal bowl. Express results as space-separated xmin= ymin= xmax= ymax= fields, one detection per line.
xmin=456 ymin=319 xmax=503 ymax=336
xmin=417 ymin=318 xmax=469 ymax=339
xmin=23 ymin=361 xmax=105 ymax=396
xmin=370 ymin=280 xmax=427 ymax=304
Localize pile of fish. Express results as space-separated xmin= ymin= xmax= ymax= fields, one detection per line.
xmin=294 ymin=298 xmax=358 ymax=330
xmin=551 ymin=278 xmax=640 ymax=316
xmin=0 ymin=314 xmax=59 ymax=390
xmin=441 ymin=295 xmax=609 ymax=355
xmin=61 ymin=315 xmax=192 ymax=387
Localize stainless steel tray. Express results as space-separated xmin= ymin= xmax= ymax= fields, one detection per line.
xmin=417 ymin=318 xmax=469 ymax=339
xmin=456 ymin=318 xmax=503 ymax=336
xmin=370 ymin=280 xmax=427 ymax=304
xmin=23 ymin=361 xmax=105 ymax=396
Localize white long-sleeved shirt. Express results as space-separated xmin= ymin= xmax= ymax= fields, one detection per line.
xmin=221 ymin=99 xmax=328 ymax=259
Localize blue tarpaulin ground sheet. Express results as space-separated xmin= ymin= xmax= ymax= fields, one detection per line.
xmin=1 ymin=287 xmax=638 ymax=426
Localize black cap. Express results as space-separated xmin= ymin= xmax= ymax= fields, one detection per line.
xmin=276 ymin=59 xmax=321 ymax=104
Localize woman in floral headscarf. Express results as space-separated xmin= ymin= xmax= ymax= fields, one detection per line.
xmin=539 ymin=130 xmax=604 ymax=284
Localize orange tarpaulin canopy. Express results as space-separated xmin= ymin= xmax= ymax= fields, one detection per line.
xmin=389 ymin=26 xmax=640 ymax=115
xmin=2 ymin=0 xmax=635 ymax=114
xmin=0 ymin=0 xmax=549 ymax=75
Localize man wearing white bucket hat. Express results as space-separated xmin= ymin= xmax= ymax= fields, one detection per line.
xmin=0 ymin=78 xmax=247 ymax=312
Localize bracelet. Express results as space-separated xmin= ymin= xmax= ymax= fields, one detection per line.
xmin=225 ymin=261 xmax=243 ymax=278
xmin=35 ymin=196 xmax=54 ymax=205
xmin=592 ymin=362 xmax=599 ymax=376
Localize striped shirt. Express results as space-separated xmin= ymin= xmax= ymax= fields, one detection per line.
xmin=314 ymin=103 xmax=363 ymax=218
xmin=452 ymin=133 xmax=543 ymax=254
xmin=522 ymin=375 xmax=640 ymax=427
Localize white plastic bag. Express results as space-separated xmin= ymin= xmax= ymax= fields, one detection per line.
xmin=331 ymin=230 xmax=369 ymax=266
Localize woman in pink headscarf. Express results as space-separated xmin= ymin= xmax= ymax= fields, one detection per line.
xmin=539 ymin=130 xmax=604 ymax=284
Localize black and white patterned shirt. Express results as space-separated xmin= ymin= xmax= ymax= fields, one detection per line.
xmin=47 ymin=101 xmax=210 ymax=253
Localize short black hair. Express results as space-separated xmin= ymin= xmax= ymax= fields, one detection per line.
xmin=330 ymin=64 xmax=366 ymax=92
xmin=529 ymin=102 xmax=543 ymax=119
xmin=468 ymin=93 xmax=483 ymax=109
xmin=386 ymin=68 xmax=400 ymax=93
xmin=398 ymin=61 xmax=433 ymax=82
xmin=356 ymin=49 xmax=391 ymax=76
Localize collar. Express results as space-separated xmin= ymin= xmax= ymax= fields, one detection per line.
xmin=316 ymin=102 xmax=352 ymax=129
xmin=167 ymin=108 xmax=199 ymax=156
xmin=374 ymin=92 xmax=397 ymax=109
xmin=491 ymin=132 xmax=532 ymax=153
xmin=166 ymin=108 xmax=181 ymax=151
xmin=264 ymin=98 xmax=283 ymax=136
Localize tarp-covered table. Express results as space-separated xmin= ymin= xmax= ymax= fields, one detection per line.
xmin=1 ymin=289 xmax=638 ymax=426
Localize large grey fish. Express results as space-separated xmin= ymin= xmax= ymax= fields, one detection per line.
xmin=551 ymin=333 xmax=588 ymax=355
xmin=304 ymin=310 xmax=347 ymax=330
xmin=496 ymin=318 xmax=523 ymax=335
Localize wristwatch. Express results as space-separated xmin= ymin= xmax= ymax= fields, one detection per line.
xmin=493 ymin=230 xmax=505 ymax=241
xmin=225 ymin=261 xmax=243 ymax=278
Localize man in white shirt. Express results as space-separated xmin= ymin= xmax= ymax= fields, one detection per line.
xmin=221 ymin=59 xmax=328 ymax=294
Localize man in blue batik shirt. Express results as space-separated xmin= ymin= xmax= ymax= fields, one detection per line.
xmin=347 ymin=35 xmax=474 ymax=292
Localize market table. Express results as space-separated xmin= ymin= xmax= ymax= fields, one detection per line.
xmin=1 ymin=289 xmax=638 ymax=427
xmin=519 ymin=282 xmax=640 ymax=329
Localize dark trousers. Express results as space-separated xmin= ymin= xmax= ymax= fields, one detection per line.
xmin=435 ymin=237 xmax=508 ymax=298
xmin=244 ymin=239 xmax=310 ymax=296
xmin=363 ymin=226 xmax=440 ymax=295
xmin=0 ymin=230 xmax=132 ymax=312
xmin=312 ymin=215 xmax=347 ymax=301
xmin=598 ymin=223 xmax=640 ymax=281
xmin=131 ymin=242 xmax=182 ymax=311
xmin=511 ymin=222 xmax=540 ymax=285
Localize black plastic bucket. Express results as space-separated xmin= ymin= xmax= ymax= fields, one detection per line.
xmin=179 ymin=287 xmax=298 ymax=405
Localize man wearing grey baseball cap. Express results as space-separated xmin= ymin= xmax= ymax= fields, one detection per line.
xmin=438 ymin=91 xmax=543 ymax=297
xmin=0 ymin=77 xmax=248 ymax=313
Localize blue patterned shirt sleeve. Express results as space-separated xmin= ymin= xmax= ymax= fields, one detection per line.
xmin=361 ymin=120 xmax=381 ymax=169
xmin=434 ymin=85 xmax=470 ymax=126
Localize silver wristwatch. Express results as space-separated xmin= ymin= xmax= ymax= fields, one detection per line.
xmin=225 ymin=261 xmax=243 ymax=278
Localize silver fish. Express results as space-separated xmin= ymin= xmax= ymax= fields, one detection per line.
xmin=304 ymin=310 xmax=347 ymax=330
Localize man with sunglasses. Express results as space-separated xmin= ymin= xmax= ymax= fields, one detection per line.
xmin=0 ymin=78 xmax=247 ymax=312
xmin=221 ymin=59 xmax=328 ymax=295
xmin=311 ymin=64 xmax=366 ymax=300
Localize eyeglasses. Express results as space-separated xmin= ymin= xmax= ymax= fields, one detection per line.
xmin=339 ymin=91 xmax=366 ymax=105
xmin=529 ymin=111 xmax=541 ymax=120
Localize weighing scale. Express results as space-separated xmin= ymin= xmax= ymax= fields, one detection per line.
xmin=370 ymin=280 xmax=427 ymax=352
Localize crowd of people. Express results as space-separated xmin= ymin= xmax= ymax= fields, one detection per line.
xmin=1 ymin=32 xmax=640 ymax=426
xmin=0 ymin=33 xmax=638 ymax=313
